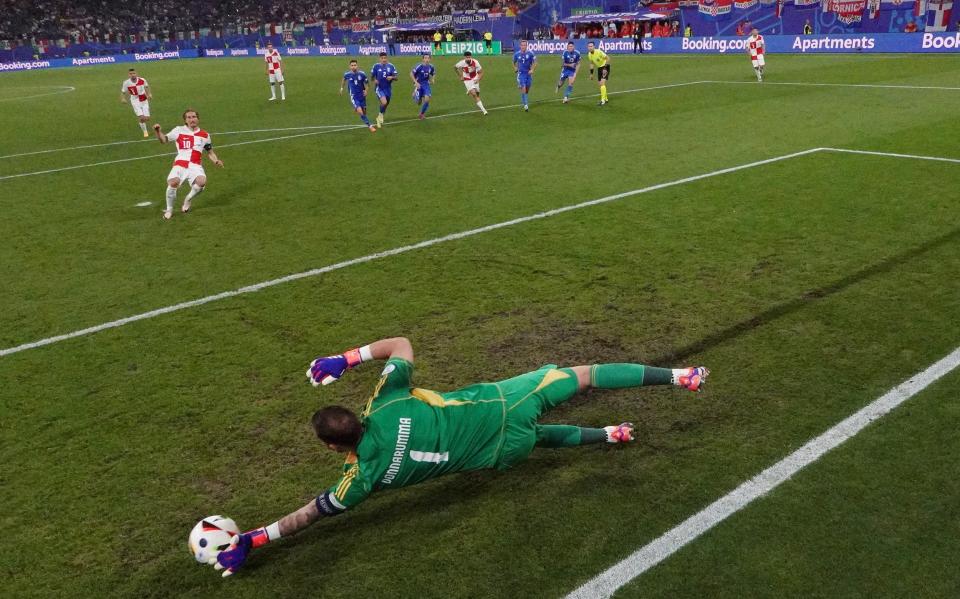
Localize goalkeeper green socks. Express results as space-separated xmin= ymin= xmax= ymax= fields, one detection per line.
xmin=590 ymin=363 xmax=673 ymax=388
xmin=535 ymin=425 xmax=607 ymax=448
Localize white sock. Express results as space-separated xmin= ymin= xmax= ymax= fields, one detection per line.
xmin=476 ymin=100 xmax=486 ymax=113
xmin=139 ymin=122 xmax=147 ymax=133
xmin=280 ymin=83 xmax=286 ymax=99
xmin=165 ymin=186 xmax=177 ymax=211
xmin=184 ymin=183 xmax=204 ymax=203
xmin=270 ymin=83 xmax=276 ymax=98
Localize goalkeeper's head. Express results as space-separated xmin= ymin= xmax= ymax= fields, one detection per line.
xmin=312 ymin=406 xmax=363 ymax=451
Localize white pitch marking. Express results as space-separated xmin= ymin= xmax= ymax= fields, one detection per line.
xmin=0 ymin=85 xmax=76 ymax=102
xmin=822 ymin=147 xmax=960 ymax=164
xmin=0 ymin=81 xmax=708 ymax=179
xmin=0 ymin=146 xmax=820 ymax=357
xmin=0 ymin=125 xmax=360 ymax=160
xmin=566 ymin=345 xmax=960 ymax=599
xmin=706 ymin=79 xmax=960 ymax=91
xmin=135 ymin=201 xmax=152 ymax=207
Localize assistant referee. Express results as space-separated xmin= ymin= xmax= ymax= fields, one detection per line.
xmin=586 ymin=41 xmax=610 ymax=106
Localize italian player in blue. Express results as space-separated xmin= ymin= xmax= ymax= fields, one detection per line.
xmin=512 ymin=39 xmax=537 ymax=112
xmin=556 ymin=41 xmax=581 ymax=104
xmin=339 ymin=59 xmax=376 ymax=133
xmin=370 ymin=52 xmax=398 ymax=129
xmin=410 ymin=54 xmax=435 ymax=120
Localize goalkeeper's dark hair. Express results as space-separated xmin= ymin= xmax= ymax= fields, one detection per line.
xmin=312 ymin=406 xmax=363 ymax=447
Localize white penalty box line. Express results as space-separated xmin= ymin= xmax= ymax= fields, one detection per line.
xmin=2 ymin=145 xmax=957 ymax=359
xmin=566 ymin=344 xmax=960 ymax=599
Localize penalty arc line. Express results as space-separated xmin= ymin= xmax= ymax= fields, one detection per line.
xmin=565 ymin=344 xmax=960 ymax=599
xmin=0 ymin=81 xmax=707 ymax=180
xmin=0 ymin=85 xmax=76 ymax=102
xmin=0 ymin=146 xmax=822 ymax=358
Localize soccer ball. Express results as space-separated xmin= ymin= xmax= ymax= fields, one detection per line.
xmin=188 ymin=515 xmax=240 ymax=565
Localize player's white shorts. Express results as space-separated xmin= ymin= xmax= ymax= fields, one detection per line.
xmin=751 ymin=55 xmax=765 ymax=68
xmin=166 ymin=162 xmax=206 ymax=185
xmin=131 ymin=99 xmax=150 ymax=117
xmin=462 ymin=79 xmax=480 ymax=94
xmin=268 ymin=72 xmax=285 ymax=84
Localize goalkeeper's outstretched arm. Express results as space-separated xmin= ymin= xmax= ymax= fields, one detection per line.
xmin=308 ymin=336 xmax=413 ymax=385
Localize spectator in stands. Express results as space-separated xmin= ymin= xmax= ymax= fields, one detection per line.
xmin=735 ymin=21 xmax=745 ymax=36
xmin=903 ymin=20 xmax=918 ymax=33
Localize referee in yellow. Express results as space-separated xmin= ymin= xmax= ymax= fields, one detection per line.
xmin=483 ymin=30 xmax=493 ymax=54
xmin=586 ymin=41 xmax=610 ymax=106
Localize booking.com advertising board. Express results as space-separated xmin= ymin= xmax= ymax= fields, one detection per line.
xmin=3 ymin=32 xmax=960 ymax=72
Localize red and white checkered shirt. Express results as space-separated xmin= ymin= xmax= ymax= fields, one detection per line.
xmin=165 ymin=126 xmax=211 ymax=167
xmin=265 ymin=49 xmax=282 ymax=74
xmin=454 ymin=58 xmax=482 ymax=81
xmin=122 ymin=77 xmax=149 ymax=102
xmin=748 ymin=35 xmax=765 ymax=58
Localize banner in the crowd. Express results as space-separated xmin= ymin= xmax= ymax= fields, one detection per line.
xmin=825 ymin=0 xmax=869 ymax=24
xmin=699 ymin=0 xmax=734 ymax=20
xmin=521 ymin=32 xmax=960 ymax=54
xmin=0 ymin=49 xmax=196 ymax=71
xmin=5 ymin=33 xmax=960 ymax=71
xmin=438 ymin=41 xmax=503 ymax=54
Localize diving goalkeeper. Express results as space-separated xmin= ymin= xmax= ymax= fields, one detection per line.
xmin=213 ymin=336 xmax=709 ymax=576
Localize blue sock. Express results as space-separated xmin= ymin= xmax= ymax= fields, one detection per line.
xmin=521 ymin=92 xmax=528 ymax=105
xmin=566 ymin=84 xmax=573 ymax=97
xmin=360 ymin=114 xmax=370 ymax=125
xmin=420 ymin=101 xmax=429 ymax=115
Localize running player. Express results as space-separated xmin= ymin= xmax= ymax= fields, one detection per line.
xmin=586 ymin=42 xmax=611 ymax=106
xmin=453 ymin=51 xmax=488 ymax=115
xmin=370 ymin=52 xmax=398 ymax=128
xmin=513 ymin=39 xmax=537 ymax=112
xmin=339 ymin=59 xmax=377 ymax=132
xmin=746 ymin=28 xmax=765 ymax=82
xmin=152 ymin=109 xmax=224 ymax=220
xmin=119 ymin=68 xmax=152 ymax=137
xmin=556 ymin=41 xmax=581 ymax=104
xmin=208 ymin=336 xmax=709 ymax=576
xmin=264 ymin=42 xmax=286 ymax=101
xmin=410 ymin=53 xmax=435 ymax=120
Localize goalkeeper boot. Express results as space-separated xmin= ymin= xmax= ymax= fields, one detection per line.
xmin=604 ymin=422 xmax=635 ymax=443
xmin=676 ymin=367 xmax=709 ymax=392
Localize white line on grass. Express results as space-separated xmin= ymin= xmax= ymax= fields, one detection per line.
xmin=566 ymin=345 xmax=960 ymax=599
xmin=706 ymin=80 xmax=960 ymax=91
xmin=0 ymin=81 xmax=706 ymax=180
xmin=0 ymin=85 xmax=76 ymax=102
xmin=0 ymin=125 xmax=361 ymax=160
xmin=0 ymin=146 xmax=820 ymax=358
xmin=823 ymin=147 xmax=960 ymax=164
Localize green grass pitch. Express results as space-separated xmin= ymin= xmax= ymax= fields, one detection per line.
xmin=2 ymin=53 xmax=960 ymax=598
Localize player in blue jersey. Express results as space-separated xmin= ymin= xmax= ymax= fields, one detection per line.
xmin=556 ymin=41 xmax=581 ymax=104
xmin=339 ymin=59 xmax=376 ymax=133
xmin=410 ymin=54 xmax=436 ymax=120
xmin=370 ymin=52 xmax=398 ymax=129
xmin=512 ymin=39 xmax=537 ymax=112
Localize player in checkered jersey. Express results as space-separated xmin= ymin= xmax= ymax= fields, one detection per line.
xmin=119 ymin=68 xmax=152 ymax=137
xmin=746 ymin=28 xmax=766 ymax=82
xmin=152 ymin=109 xmax=224 ymax=220
xmin=264 ymin=42 xmax=286 ymax=101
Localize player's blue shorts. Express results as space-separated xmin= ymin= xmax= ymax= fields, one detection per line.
xmin=350 ymin=94 xmax=366 ymax=109
xmin=516 ymin=72 xmax=532 ymax=88
xmin=376 ymin=86 xmax=392 ymax=100
xmin=414 ymin=83 xmax=431 ymax=101
xmin=561 ymin=67 xmax=577 ymax=79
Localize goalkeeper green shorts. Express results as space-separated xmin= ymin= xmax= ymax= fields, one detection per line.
xmin=492 ymin=364 xmax=580 ymax=470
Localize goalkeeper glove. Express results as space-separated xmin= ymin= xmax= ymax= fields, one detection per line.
xmin=307 ymin=347 xmax=366 ymax=386
xmin=214 ymin=528 xmax=271 ymax=577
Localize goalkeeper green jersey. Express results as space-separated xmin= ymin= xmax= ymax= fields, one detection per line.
xmin=327 ymin=358 xmax=509 ymax=510
xmin=325 ymin=357 xmax=581 ymax=511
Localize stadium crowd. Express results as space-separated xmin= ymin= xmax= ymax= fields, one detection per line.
xmin=0 ymin=0 xmax=518 ymax=45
